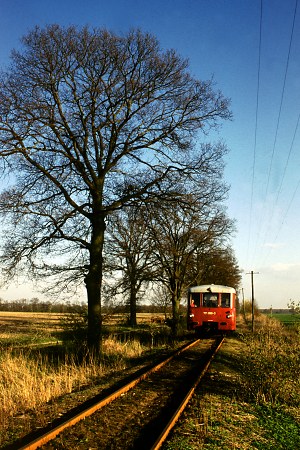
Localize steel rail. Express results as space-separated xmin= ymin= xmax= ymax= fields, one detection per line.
xmin=150 ymin=337 xmax=225 ymax=450
xmin=16 ymin=339 xmax=201 ymax=450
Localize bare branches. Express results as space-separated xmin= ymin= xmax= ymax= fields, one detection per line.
xmin=0 ymin=26 xmax=232 ymax=343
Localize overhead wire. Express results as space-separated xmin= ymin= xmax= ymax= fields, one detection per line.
xmin=263 ymin=1 xmax=297 ymax=200
xmin=250 ymin=0 xmax=299 ymax=269
xmin=246 ymin=0 xmax=263 ymax=267
xmin=258 ymin=103 xmax=300 ymax=268
xmin=275 ymin=109 xmax=300 ymax=204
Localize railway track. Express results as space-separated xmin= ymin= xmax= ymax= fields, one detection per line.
xmin=6 ymin=337 xmax=224 ymax=450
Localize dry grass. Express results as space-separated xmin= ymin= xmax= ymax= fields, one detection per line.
xmin=165 ymin=315 xmax=300 ymax=450
xmin=103 ymin=336 xmax=143 ymax=358
xmin=0 ymin=311 xmax=64 ymax=330
xmin=239 ymin=314 xmax=300 ymax=406
xmin=0 ymin=311 xmax=168 ymax=447
xmin=0 ymin=337 xmax=144 ymax=430
xmin=0 ymin=311 xmax=64 ymax=347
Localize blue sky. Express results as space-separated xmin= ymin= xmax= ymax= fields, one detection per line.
xmin=1 ymin=0 xmax=300 ymax=308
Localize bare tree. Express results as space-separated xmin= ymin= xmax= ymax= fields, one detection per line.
xmin=105 ymin=206 xmax=156 ymax=326
xmin=147 ymin=192 xmax=234 ymax=336
xmin=189 ymin=246 xmax=241 ymax=289
xmin=0 ymin=25 xmax=231 ymax=352
xmin=150 ymin=284 xmax=172 ymax=320
xmin=287 ymin=300 xmax=300 ymax=315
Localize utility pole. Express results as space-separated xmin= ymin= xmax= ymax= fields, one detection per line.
xmin=241 ymin=287 xmax=245 ymax=319
xmin=246 ymin=270 xmax=259 ymax=332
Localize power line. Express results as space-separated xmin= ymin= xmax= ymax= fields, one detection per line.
xmin=246 ymin=0 xmax=263 ymax=264
xmin=250 ymin=0 xmax=299 ymax=268
xmin=263 ymin=0 xmax=298 ymax=202
xmin=257 ymin=109 xmax=300 ymax=269
xmin=259 ymin=174 xmax=300 ymax=269
xmin=275 ymin=110 xmax=300 ymax=204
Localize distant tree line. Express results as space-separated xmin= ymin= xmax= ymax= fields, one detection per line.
xmin=260 ymin=308 xmax=292 ymax=314
xmin=0 ymin=297 xmax=84 ymax=313
xmin=0 ymin=296 xmax=178 ymax=315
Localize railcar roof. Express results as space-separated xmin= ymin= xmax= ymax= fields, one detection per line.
xmin=189 ymin=284 xmax=236 ymax=293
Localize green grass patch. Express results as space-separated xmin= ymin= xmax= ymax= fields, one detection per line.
xmin=165 ymin=400 xmax=300 ymax=450
xmin=266 ymin=313 xmax=300 ymax=325
xmin=252 ymin=404 xmax=300 ymax=449
xmin=0 ymin=331 xmax=59 ymax=347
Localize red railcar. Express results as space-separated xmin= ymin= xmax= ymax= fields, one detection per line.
xmin=187 ymin=284 xmax=236 ymax=334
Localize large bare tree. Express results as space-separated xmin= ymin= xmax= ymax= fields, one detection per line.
xmin=0 ymin=25 xmax=231 ymax=352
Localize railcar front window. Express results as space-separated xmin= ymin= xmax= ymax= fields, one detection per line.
xmin=191 ymin=293 xmax=200 ymax=307
xmin=221 ymin=293 xmax=231 ymax=307
xmin=203 ymin=293 xmax=218 ymax=307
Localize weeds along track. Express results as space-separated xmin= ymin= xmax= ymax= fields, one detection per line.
xmin=7 ymin=337 xmax=224 ymax=450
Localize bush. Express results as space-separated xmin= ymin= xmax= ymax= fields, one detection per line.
xmin=59 ymin=309 xmax=88 ymax=349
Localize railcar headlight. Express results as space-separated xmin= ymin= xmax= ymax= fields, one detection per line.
xmin=189 ymin=313 xmax=194 ymax=318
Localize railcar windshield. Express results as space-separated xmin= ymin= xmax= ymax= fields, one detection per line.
xmin=190 ymin=292 xmax=200 ymax=307
xmin=221 ymin=293 xmax=231 ymax=307
xmin=203 ymin=293 xmax=218 ymax=307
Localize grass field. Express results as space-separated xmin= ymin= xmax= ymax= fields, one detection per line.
xmin=266 ymin=313 xmax=300 ymax=326
xmin=0 ymin=312 xmax=299 ymax=449
xmin=0 ymin=311 xmax=169 ymax=346
xmin=0 ymin=311 xmax=65 ymax=346
xmin=0 ymin=310 xmax=170 ymax=446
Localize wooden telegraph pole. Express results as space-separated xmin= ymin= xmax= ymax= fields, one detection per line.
xmin=241 ymin=287 xmax=245 ymax=319
xmin=246 ymin=271 xmax=259 ymax=332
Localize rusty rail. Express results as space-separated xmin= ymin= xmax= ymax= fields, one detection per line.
xmin=150 ymin=336 xmax=224 ymax=450
xmin=14 ymin=339 xmax=201 ymax=450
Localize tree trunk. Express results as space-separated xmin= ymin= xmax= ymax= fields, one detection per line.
xmin=171 ymin=293 xmax=181 ymax=337
xmin=84 ymin=214 xmax=106 ymax=355
xmin=85 ymin=275 xmax=102 ymax=354
xmin=129 ymin=287 xmax=137 ymax=327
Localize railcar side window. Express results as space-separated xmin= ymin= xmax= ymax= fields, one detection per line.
xmin=221 ymin=293 xmax=231 ymax=307
xmin=203 ymin=293 xmax=218 ymax=307
xmin=190 ymin=293 xmax=200 ymax=307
